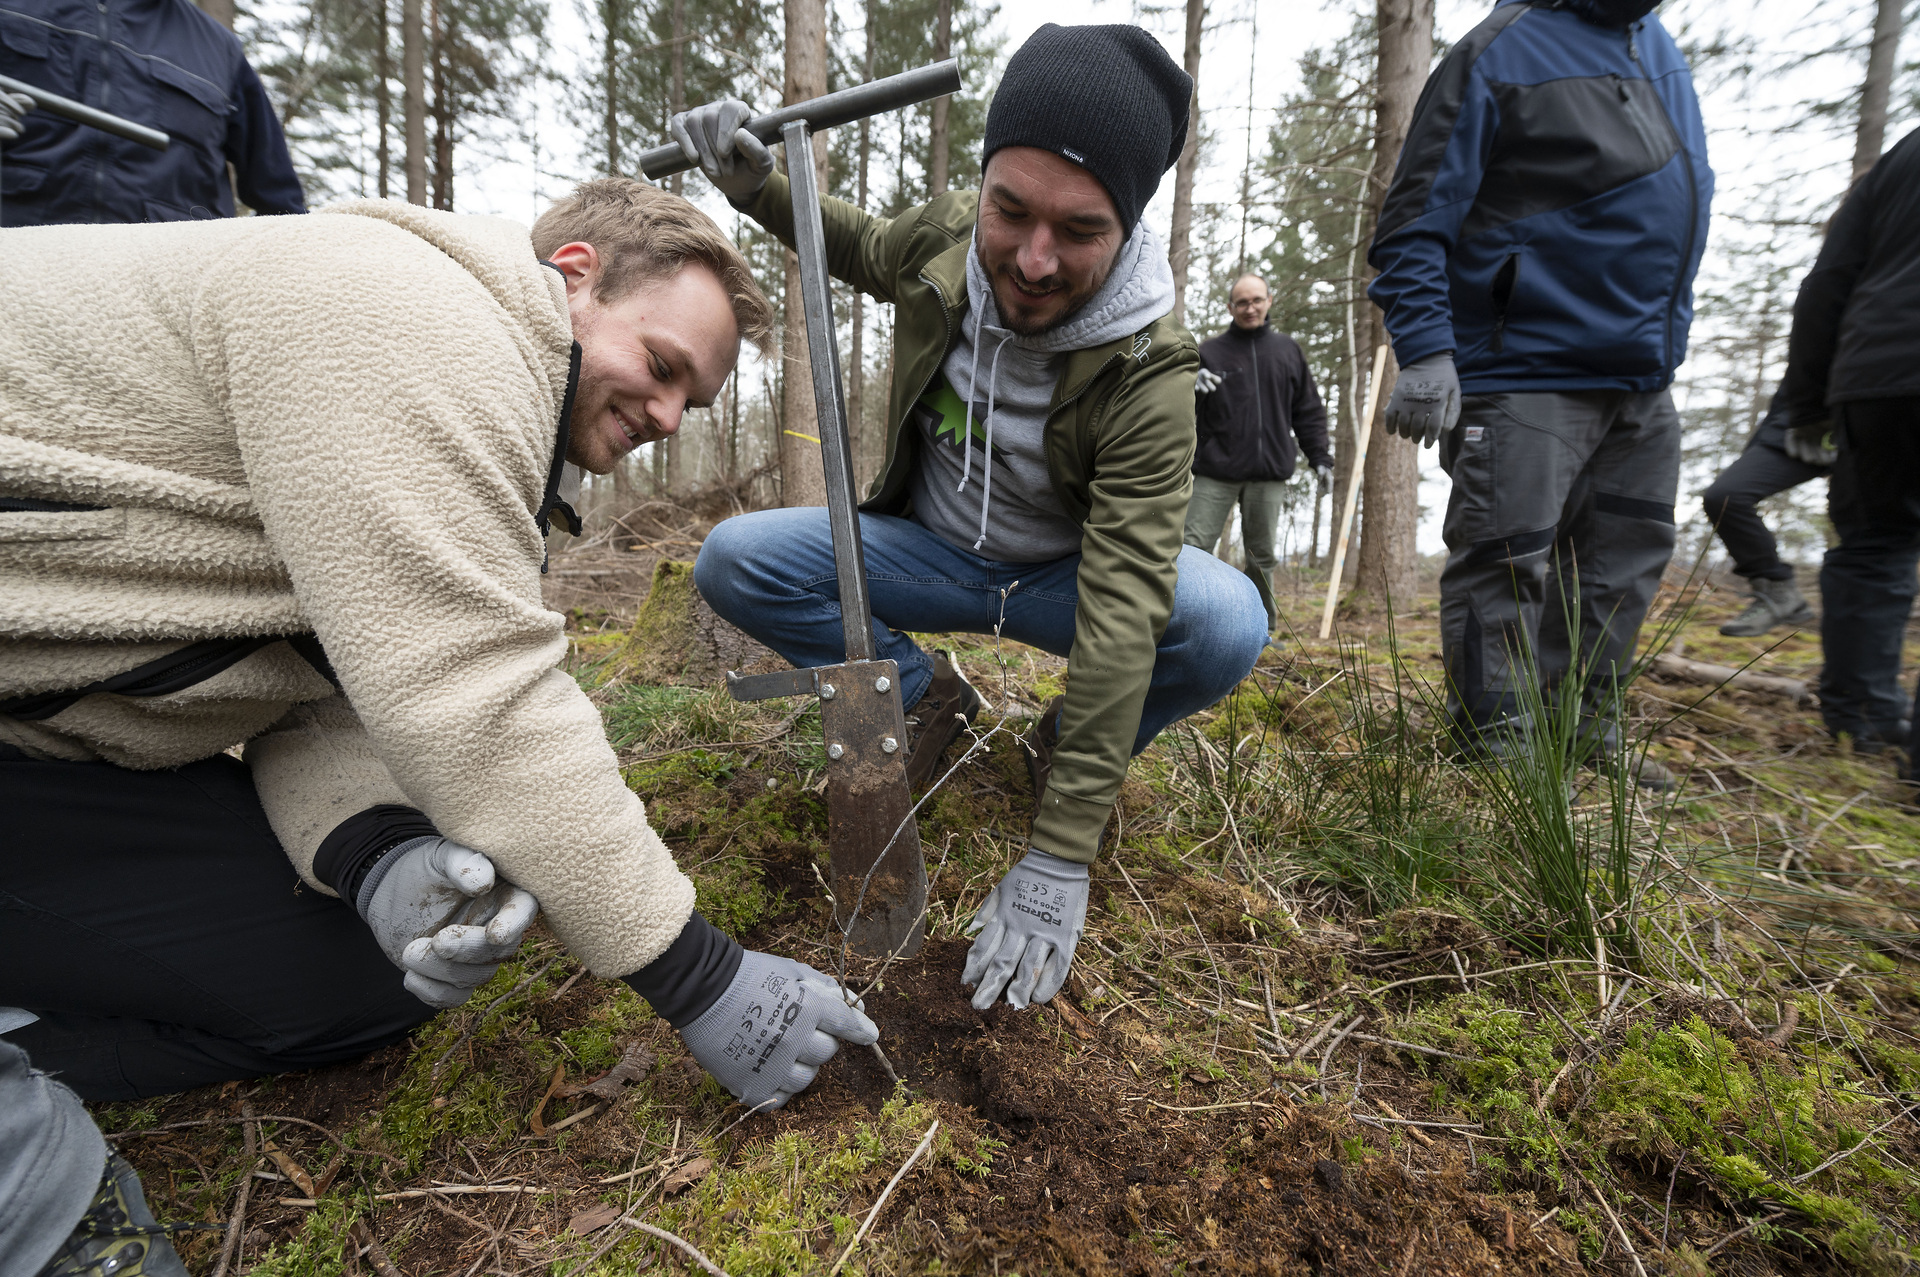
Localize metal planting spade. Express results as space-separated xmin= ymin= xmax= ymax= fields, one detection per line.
xmin=642 ymin=60 xmax=963 ymax=959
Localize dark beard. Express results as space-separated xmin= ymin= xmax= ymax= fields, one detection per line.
xmin=989 ymin=253 xmax=1121 ymax=336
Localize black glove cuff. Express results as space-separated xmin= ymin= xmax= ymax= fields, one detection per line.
xmin=620 ymin=911 xmax=744 ymax=1029
xmin=314 ymin=804 xmax=440 ymax=904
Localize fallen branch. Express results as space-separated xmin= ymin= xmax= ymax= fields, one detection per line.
xmin=374 ymin=1185 xmax=547 ymax=1200
xmin=104 ymin=1115 xmax=403 ymax=1166
xmin=630 ymin=1223 xmax=733 ymax=1277
xmin=210 ymin=1104 xmax=259 ymax=1277
xmin=1790 ymin=1100 xmax=1920 ymax=1184
xmin=1573 ymin=1165 xmax=1649 ymax=1277
xmin=1650 ymin=653 xmax=1810 ymax=703
xmin=349 ymin=1219 xmax=404 ymax=1277
xmin=828 ymin=1120 xmax=940 ymax=1277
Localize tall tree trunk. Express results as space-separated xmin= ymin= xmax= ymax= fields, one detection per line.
xmin=195 ymin=0 xmax=234 ymax=30
xmin=661 ymin=0 xmax=688 ymax=492
xmin=603 ymin=0 xmax=621 ymax=175
xmin=429 ymin=0 xmax=452 ymax=209
xmin=1852 ymin=0 xmax=1905 ymax=181
xmin=1353 ymin=0 xmax=1430 ymax=610
xmin=848 ymin=0 xmax=874 ymax=489
xmin=375 ymin=0 xmax=392 ymax=199
xmin=403 ymin=0 xmax=426 ymax=202
xmin=1167 ymin=0 xmax=1205 ymax=325
xmin=927 ymin=0 xmax=952 ymax=196
xmin=779 ymin=0 xmax=830 ymax=508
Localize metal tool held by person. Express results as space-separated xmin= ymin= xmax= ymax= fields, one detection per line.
xmin=0 ymin=72 xmax=170 ymax=150
xmin=637 ymin=59 xmax=959 ymax=181
xmin=677 ymin=60 xmax=961 ymax=959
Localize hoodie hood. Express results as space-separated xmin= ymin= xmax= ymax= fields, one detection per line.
xmin=906 ymin=221 xmax=1175 ymax=561
xmin=1555 ymin=0 xmax=1661 ymax=29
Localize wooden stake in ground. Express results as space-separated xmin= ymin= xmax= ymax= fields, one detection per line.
xmin=1320 ymin=344 xmax=1387 ymax=638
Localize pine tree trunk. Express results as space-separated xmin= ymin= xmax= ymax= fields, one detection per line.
xmin=194 ymin=0 xmax=234 ymax=30
xmin=603 ymin=0 xmax=621 ymax=175
xmin=403 ymin=0 xmax=426 ymax=203
xmin=1353 ymin=0 xmax=1429 ymax=611
xmin=663 ymin=0 xmax=688 ymax=493
xmin=927 ymin=0 xmax=952 ymax=196
xmin=375 ymin=0 xmax=392 ymax=200
xmin=1168 ymin=0 xmax=1205 ymax=326
xmin=1852 ymin=0 xmax=1905 ymax=181
xmin=429 ymin=0 xmax=452 ymax=210
xmin=780 ymin=0 xmax=830 ymax=508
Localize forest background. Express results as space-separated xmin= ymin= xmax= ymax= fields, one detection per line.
xmin=217 ymin=0 xmax=1915 ymax=598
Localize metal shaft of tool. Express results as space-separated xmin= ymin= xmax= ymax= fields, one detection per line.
xmin=0 ymin=73 xmax=169 ymax=150
xmin=640 ymin=60 xmax=959 ymax=181
xmin=783 ymin=119 xmax=876 ymax=662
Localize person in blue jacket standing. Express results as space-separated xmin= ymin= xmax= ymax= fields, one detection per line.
xmin=1367 ymin=0 xmax=1711 ymax=774
xmin=0 ymin=0 xmax=304 ymax=225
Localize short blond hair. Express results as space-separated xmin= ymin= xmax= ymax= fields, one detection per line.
xmin=533 ymin=178 xmax=775 ymax=354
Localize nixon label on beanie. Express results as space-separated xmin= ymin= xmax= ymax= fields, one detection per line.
xmin=981 ymin=24 xmax=1192 ymax=238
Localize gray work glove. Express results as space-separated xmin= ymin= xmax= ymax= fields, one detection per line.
xmin=1194 ymin=367 xmax=1223 ymax=395
xmin=1784 ymin=419 xmax=1837 ymax=467
xmin=0 ymin=89 xmax=33 ymax=143
xmin=356 ymin=837 xmax=541 ymax=1009
xmin=669 ymin=98 xmax=774 ymax=201
xmin=1314 ymin=462 xmax=1333 ymax=488
xmin=679 ymin=951 xmax=879 ymax=1111
xmin=1383 ymin=353 xmax=1460 ymax=448
xmin=963 ymin=848 xmax=1089 ymax=1010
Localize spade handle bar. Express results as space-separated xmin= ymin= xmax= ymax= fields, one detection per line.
xmin=0 ymin=72 xmax=169 ymax=150
xmin=638 ymin=58 xmax=959 ymax=180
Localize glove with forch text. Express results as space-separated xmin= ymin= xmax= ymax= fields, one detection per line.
xmin=669 ymin=98 xmax=775 ymax=202
xmin=1784 ymin=420 xmax=1837 ymax=467
xmin=0 ymin=89 xmax=33 ymax=143
xmin=1194 ymin=367 xmax=1223 ymax=395
xmin=678 ymin=951 xmax=880 ymax=1111
xmin=963 ymin=848 xmax=1090 ymax=1010
xmin=1383 ymin=353 xmax=1460 ymax=448
xmin=356 ymin=837 xmax=541 ymax=1009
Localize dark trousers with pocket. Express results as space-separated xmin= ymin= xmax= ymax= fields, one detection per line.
xmin=1701 ymin=440 xmax=1825 ymax=582
xmin=1819 ymin=397 xmax=1920 ymax=752
xmin=1438 ymin=390 xmax=1681 ymax=742
xmin=0 ymin=749 xmax=435 ymax=1100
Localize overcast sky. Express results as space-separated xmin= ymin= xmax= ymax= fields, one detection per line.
xmin=453 ymin=0 xmax=1893 ymax=556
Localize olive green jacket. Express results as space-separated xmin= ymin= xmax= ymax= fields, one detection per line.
xmin=739 ymin=173 xmax=1199 ymax=863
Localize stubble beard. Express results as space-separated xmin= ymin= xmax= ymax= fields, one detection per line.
xmin=989 ymin=252 xmax=1121 ymax=338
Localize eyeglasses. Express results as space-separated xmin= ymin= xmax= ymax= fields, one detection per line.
xmin=1230 ymin=298 xmax=1268 ymax=308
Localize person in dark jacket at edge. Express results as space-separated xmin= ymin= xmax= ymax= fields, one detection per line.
xmin=1699 ymin=391 xmax=1825 ymax=637
xmin=1775 ymin=127 xmax=1920 ymax=770
xmin=1366 ymin=0 xmax=1712 ymax=786
xmin=0 ymin=0 xmax=305 ymax=225
xmin=1187 ymin=273 xmax=1334 ymax=630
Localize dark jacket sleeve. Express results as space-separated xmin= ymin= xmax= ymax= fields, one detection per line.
xmin=1288 ymin=343 xmax=1332 ymax=470
xmin=224 ymin=59 xmax=306 ymax=215
xmin=1365 ymin=43 xmax=1501 ymax=368
xmin=1779 ymin=172 xmax=1876 ymax=425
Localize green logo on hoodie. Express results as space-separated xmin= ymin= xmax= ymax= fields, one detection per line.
xmin=916 ymin=376 xmax=998 ymax=458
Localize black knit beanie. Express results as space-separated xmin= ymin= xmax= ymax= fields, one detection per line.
xmin=981 ymin=24 xmax=1192 ymax=238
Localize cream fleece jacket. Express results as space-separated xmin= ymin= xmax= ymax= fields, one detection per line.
xmin=0 ymin=201 xmax=694 ymax=978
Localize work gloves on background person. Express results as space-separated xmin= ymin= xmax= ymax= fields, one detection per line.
xmin=676 ymin=950 xmax=880 ymax=1111
xmin=1784 ymin=419 xmax=1838 ymax=467
xmin=355 ymin=838 xmax=541 ymax=1008
xmin=1193 ymin=367 xmax=1223 ymax=395
xmin=963 ymin=848 xmax=1089 ymax=1010
xmin=1383 ymin=353 xmax=1460 ymax=448
xmin=0 ymin=88 xmax=32 ymax=143
xmin=1315 ymin=462 xmax=1334 ymax=488
xmin=670 ymin=98 xmax=774 ymax=202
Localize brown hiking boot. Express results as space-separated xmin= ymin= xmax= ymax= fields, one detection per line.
xmin=903 ymin=653 xmax=982 ymax=790
xmin=1025 ymin=695 xmax=1064 ymax=802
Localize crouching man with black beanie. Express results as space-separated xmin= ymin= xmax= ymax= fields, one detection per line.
xmin=675 ymin=24 xmax=1269 ymax=1014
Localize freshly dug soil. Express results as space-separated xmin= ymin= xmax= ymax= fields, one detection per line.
xmin=772 ymin=938 xmax=1583 ymax=1275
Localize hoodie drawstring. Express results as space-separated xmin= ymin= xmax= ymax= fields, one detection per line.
xmin=955 ymin=303 xmax=1016 ymax=552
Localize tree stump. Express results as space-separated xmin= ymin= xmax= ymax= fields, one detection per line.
xmin=617 ymin=561 xmax=776 ymax=686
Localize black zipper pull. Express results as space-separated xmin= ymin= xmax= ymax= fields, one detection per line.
xmin=1611 ymin=72 xmax=1628 ymax=101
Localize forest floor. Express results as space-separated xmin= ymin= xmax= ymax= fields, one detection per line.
xmin=95 ymin=543 xmax=1920 ymax=1277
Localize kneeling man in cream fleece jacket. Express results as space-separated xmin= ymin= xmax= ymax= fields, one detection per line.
xmin=0 ymin=180 xmax=878 ymax=1115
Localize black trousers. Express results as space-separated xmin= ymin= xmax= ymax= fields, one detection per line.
xmin=1701 ymin=440 xmax=1824 ymax=581
xmin=0 ymin=750 xmax=434 ymax=1100
xmin=1820 ymin=397 xmax=1920 ymax=754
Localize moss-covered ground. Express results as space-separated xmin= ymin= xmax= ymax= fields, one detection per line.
xmin=100 ymin=565 xmax=1920 ymax=1275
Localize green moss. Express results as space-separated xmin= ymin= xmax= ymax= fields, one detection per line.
xmin=246 ymin=1195 xmax=359 ymax=1277
xmin=693 ymin=857 xmax=786 ymax=936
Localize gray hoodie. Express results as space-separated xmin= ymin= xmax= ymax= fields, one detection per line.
xmin=907 ymin=223 xmax=1176 ymax=563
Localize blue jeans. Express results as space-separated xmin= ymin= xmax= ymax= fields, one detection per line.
xmin=694 ymin=510 xmax=1268 ymax=755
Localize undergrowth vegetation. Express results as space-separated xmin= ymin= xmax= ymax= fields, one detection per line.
xmin=99 ymin=568 xmax=1920 ymax=1275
